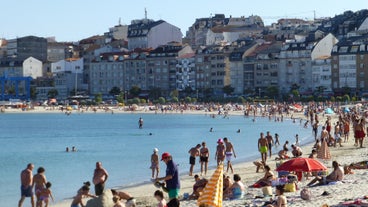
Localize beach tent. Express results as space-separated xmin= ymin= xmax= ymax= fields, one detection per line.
xmin=325 ymin=108 xmax=334 ymax=114
xmin=343 ymin=107 xmax=350 ymax=113
xmin=197 ymin=164 xmax=223 ymax=207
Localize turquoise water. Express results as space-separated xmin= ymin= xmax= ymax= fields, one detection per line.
xmin=0 ymin=113 xmax=312 ymax=206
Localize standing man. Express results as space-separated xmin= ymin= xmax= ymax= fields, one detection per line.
xmin=223 ymin=137 xmax=236 ymax=174
xmin=200 ymin=142 xmax=209 ymax=176
xmin=93 ymin=162 xmax=109 ymax=196
xmin=19 ymin=163 xmax=34 ymax=207
xmin=258 ymin=133 xmax=269 ymax=163
xmin=188 ymin=144 xmax=201 ymax=176
xmin=156 ymin=152 xmax=180 ymax=200
xmin=138 ymin=117 xmax=144 ymax=129
xmin=265 ymin=132 xmax=274 ymax=158
xmin=215 ymin=139 xmax=225 ymax=166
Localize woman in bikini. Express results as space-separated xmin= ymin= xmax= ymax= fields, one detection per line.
xmin=253 ymin=165 xmax=275 ymax=187
xmin=267 ymin=185 xmax=287 ymax=207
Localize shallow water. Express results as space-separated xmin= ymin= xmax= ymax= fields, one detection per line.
xmin=0 ymin=112 xmax=312 ymax=206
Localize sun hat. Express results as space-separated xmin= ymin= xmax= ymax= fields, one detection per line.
xmin=217 ymin=138 xmax=223 ymax=143
xmin=161 ymin=152 xmax=171 ymax=161
xmin=153 ymin=148 xmax=159 ymax=152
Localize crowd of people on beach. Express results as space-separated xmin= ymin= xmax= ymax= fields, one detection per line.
xmin=17 ymin=101 xmax=368 ymax=207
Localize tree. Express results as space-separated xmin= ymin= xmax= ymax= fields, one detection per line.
xmin=185 ymin=96 xmax=192 ymax=103
xmin=170 ymin=89 xmax=179 ymax=98
xmin=47 ymin=89 xmax=58 ymax=98
xmin=291 ymin=89 xmax=300 ymax=98
xmin=342 ymin=86 xmax=351 ymax=96
xmin=158 ymin=97 xmax=166 ymax=104
xmin=172 ymin=97 xmax=179 ymax=103
xmin=129 ymin=86 xmax=141 ymax=97
xmin=266 ymin=86 xmax=279 ymax=98
xmin=290 ymin=83 xmax=300 ymax=91
xmin=184 ymin=86 xmax=193 ymax=96
xmin=116 ymin=92 xmax=125 ymax=103
xmin=94 ymin=93 xmax=102 ymax=104
xmin=222 ymin=85 xmax=234 ymax=96
xmin=148 ymin=87 xmax=162 ymax=100
xmin=30 ymin=86 xmax=37 ymax=100
xmin=109 ymin=86 xmax=121 ymax=96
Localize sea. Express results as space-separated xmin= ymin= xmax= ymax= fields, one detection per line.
xmin=0 ymin=112 xmax=313 ymax=206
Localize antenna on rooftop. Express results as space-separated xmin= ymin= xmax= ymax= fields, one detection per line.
xmin=313 ymin=10 xmax=316 ymax=20
xmin=145 ymin=8 xmax=147 ymax=20
xmin=118 ymin=17 xmax=121 ymax=25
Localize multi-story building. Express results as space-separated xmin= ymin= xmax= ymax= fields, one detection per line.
xmin=127 ymin=19 xmax=182 ymax=50
xmin=0 ymin=57 xmax=43 ymax=79
xmin=331 ymin=40 xmax=368 ymax=93
xmin=176 ymin=53 xmax=196 ymax=91
xmin=312 ymin=58 xmax=332 ymax=92
xmin=278 ymin=41 xmax=314 ymax=94
xmin=22 ymin=57 xmax=43 ymax=79
xmin=51 ymin=58 xmax=85 ymax=98
xmin=6 ymin=36 xmax=47 ymax=62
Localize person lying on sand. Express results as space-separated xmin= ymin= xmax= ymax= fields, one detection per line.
xmin=189 ymin=175 xmax=208 ymax=199
xmin=307 ymin=161 xmax=343 ymax=187
xmin=348 ymin=161 xmax=368 ymax=169
xmin=111 ymin=189 xmax=136 ymax=207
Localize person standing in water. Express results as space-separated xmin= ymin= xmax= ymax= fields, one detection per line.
xmin=19 ymin=163 xmax=35 ymax=207
xmin=188 ymin=144 xmax=201 ymax=176
xmin=199 ymin=142 xmax=209 ymax=176
xmin=258 ymin=133 xmax=269 ymax=163
xmin=151 ymin=148 xmax=160 ymax=179
xmin=223 ymin=137 xmax=236 ymax=174
xmin=138 ymin=117 xmax=144 ymax=129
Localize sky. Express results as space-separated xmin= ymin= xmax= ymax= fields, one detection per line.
xmin=1 ymin=0 xmax=367 ymax=42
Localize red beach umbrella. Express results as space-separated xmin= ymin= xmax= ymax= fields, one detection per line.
xmin=276 ymin=157 xmax=327 ymax=172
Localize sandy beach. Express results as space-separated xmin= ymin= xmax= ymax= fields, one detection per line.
xmin=5 ymin=105 xmax=368 ymax=207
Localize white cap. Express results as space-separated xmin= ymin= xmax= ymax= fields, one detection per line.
xmin=153 ymin=148 xmax=159 ymax=152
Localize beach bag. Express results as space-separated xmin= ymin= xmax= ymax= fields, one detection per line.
xmin=262 ymin=186 xmax=273 ymax=196
xmin=301 ymin=188 xmax=312 ymax=200
xmin=284 ymin=183 xmax=296 ymax=192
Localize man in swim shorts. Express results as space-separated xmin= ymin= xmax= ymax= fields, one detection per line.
xmin=265 ymin=132 xmax=274 ymax=158
xmin=93 ymin=162 xmax=109 ymax=196
xmin=199 ymin=142 xmax=209 ymax=176
xmin=19 ymin=163 xmax=35 ymax=207
xmin=188 ymin=144 xmax=201 ymax=176
xmin=258 ymin=133 xmax=269 ymax=163
xmin=223 ymin=137 xmax=237 ymax=174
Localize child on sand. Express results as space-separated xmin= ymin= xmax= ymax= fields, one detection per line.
xmin=151 ymin=148 xmax=160 ymax=179
xmin=112 ymin=196 xmax=123 ymax=207
xmin=37 ymin=182 xmax=54 ymax=207
xmin=154 ymin=190 xmax=167 ymax=207
xmin=71 ymin=185 xmax=90 ymax=207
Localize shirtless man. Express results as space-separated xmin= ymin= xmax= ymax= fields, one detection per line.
xmin=33 ymin=167 xmax=47 ymax=203
xmin=265 ymin=132 xmax=274 ymax=158
xmin=93 ymin=162 xmax=109 ymax=196
xmin=258 ymin=133 xmax=269 ymax=163
xmin=188 ymin=144 xmax=201 ymax=176
xmin=215 ymin=139 xmax=225 ymax=166
xmin=223 ymin=137 xmax=237 ymax=174
xmin=308 ymin=161 xmax=343 ymax=186
xmin=199 ymin=142 xmax=209 ymax=176
xmin=19 ymin=163 xmax=35 ymax=207
xmin=151 ymin=148 xmax=160 ymax=179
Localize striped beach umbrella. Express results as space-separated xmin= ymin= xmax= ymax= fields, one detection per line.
xmin=197 ymin=164 xmax=223 ymax=207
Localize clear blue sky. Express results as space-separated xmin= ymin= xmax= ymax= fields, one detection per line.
xmin=1 ymin=0 xmax=366 ymax=42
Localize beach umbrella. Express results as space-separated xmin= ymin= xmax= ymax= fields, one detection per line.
xmin=276 ymin=157 xmax=327 ymax=172
xmin=197 ymin=164 xmax=223 ymax=207
xmin=317 ymin=140 xmax=331 ymax=160
xmin=325 ymin=108 xmax=334 ymax=114
xmin=343 ymin=107 xmax=350 ymax=113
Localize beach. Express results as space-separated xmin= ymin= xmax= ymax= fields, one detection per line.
xmin=4 ymin=105 xmax=368 ymax=207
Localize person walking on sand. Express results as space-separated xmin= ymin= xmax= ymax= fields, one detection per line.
xmin=258 ymin=133 xmax=269 ymax=163
xmin=19 ymin=163 xmax=35 ymax=207
xmin=151 ymin=148 xmax=160 ymax=179
xmin=200 ymin=142 xmax=209 ymax=176
xmin=188 ymin=144 xmax=201 ymax=176
xmin=33 ymin=167 xmax=47 ymax=203
xmin=215 ymin=139 xmax=225 ymax=166
xmin=138 ymin=117 xmax=144 ymax=129
xmin=93 ymin=162 xmax=109 ymax=196
xmin=156 ymin=152 xmax=180 ymax=200
xmin=224 ymin=137 xmax=237 ymax=174
xmin=265 ymin=132 xmax=274 ymax=158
